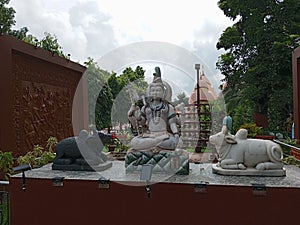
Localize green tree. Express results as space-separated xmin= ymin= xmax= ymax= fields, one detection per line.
xmin=88 ymin=64 xmax=147 ymax=133
xmin=84 ymin=59 xmax=113 ymax=131
xmin=172 ymin=92 xmax=189 ymax=106
xmin=38 ymin=32 xmax=66 ymax=57
xmin=95 ymin=82 xmax=113 ymax=131
xmin=110 ymin=66 xmax=148 ymax=131
xmin=216 ymin=0 xmax=300 ymax=129
xmin=0 ymin=0 xmax=66 ymax=57
xmin=0 ymin=0 xmax=15 ymax=34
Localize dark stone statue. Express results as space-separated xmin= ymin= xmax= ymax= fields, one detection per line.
xmin=52 ymin=130 xmax=112 ymax=171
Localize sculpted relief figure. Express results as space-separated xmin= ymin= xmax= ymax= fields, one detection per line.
xmin=209 ymin=127 xmax=285 ymax=176
xmin=128 ymin=67 xmax=182 ymax=152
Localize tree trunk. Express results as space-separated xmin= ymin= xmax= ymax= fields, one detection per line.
xmin=254 ymin=97 xmax=269 ymax=129
xmin=254 ymin=112 xmax=268 ymax=129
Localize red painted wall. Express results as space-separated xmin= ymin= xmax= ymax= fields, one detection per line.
xmin=10 ymin=176 xmax=300 ymax=225
xmin=0 ymin=35 xmax=88 ymax=156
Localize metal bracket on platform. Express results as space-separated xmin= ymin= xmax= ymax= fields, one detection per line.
xmin=98 ymin=178 xmax=110 ymax=189
xmin=252 ymin=183 xmax=266 ymax=196
xmin=52 ymin=177 xmax=64 ymax=187
xmin=13 ymin=164 xmax=31 ymax=191
xmin=194 ymin=181 xmax=209 ymax=193
xmin=145 ymin=184 xmax=151 ymax=198
xmin=140 ymin=164 xmax=153 ymax=198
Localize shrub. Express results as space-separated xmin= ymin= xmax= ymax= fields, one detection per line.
xmin=283 ymin=156 xmax=300 ymax=167
xmin=0 ymin=151 xmax=14 ymax=180
xmin=17 ymin=137 xmax=57 ymax=168
xmin=239 ymin=123 xmax=263 ymax=138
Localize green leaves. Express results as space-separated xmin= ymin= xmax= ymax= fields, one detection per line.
xmin=216 ymin=0 xmax=300 ymax=129
xmin=89 ymin=63 xmax=147 ymax=131
xmin=0 ymin=151 xmax=13 ymax=180
xmin=16 ymin=137 xmax=57 ymax=169
xmin=0 ymin=0 xmax=67 ymax=58
xmin=38 ymin=32 xmax=65 ymax=57
xmin=0 ymin=0 xmax=15 ymax=34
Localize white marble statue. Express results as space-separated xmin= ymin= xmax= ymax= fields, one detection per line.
xmin=127 ymin=67 xmax=182 ymax=152
xmin=209 ymin=126 xmax=285 ymax=176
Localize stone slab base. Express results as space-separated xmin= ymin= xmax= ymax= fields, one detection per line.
xmin=212 ymin=164 xmax=286 ymax=176
xmin=52 ymin=161 xmax=112 ymax=172
xmin=125 ymin=149 xmax=189 ymax=175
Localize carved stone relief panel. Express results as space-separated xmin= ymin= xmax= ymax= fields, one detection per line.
xmin=12 ymin=51 xmax=81 ymax=155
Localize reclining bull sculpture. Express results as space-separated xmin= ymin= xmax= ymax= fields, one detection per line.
xmin=52 ymin=130 xmax=113 ymax=171
xmin=209 ymin=127 xmax=285 ymax=176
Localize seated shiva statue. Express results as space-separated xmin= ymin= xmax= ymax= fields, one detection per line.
xmin=125 ymin=67 xmax=188 ymax=174
xmin=127 ymin=67 xmax=182 ymax=152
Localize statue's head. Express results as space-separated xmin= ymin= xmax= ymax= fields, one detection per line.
xmin=149 ymin=83 xmax=165 ymax=100
xmin=147 ymin=67 xmax=172 ymax=101
xmin=149 ymin=67 xmax=164 ymax=99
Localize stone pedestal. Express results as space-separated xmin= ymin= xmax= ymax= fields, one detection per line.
xmin=212 ymin=163 xmax=286 ymax=176
xmin=125 ymin=149 xmax=189 ymax=175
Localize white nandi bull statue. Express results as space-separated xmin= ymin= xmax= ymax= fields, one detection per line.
xmin=209 ymin=127 xmax=285 ymax=176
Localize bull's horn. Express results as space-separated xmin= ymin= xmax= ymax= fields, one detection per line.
xmin=222 ymin=125 xmax=228 ymax=134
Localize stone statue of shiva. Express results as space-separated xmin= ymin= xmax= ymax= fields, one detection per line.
xmin=125 ymin=67 xmax=189 ymax=174
xmin=127 ymin=67 xmax=182 ymax=152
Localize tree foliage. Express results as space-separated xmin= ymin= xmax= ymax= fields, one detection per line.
xmin=109 ymin=66 xmax=148 ymax=130
xmin=95 ymin=82 xmax=114 ymax=131
xmin=0 ymin=0 xmax=66 ymax=57
xmin=0 ymin=0 xmax=15 ymax=34
xmin=85 ymin=58 xmax=111 ymax=130
xmin=1 ymin=0 xmax=149 ymax=132
xmin=38 ymin=32 xmax=66 ymax=57
xmin=172 ymin=92 xmax=189 ymax=106
xmin=90 ymin=65 xmax=147 ymax=132
xmin=217 ymin=0 xmax=300 ymax=129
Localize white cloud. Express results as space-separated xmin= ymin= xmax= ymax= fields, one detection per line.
xmin=9 ymin=0 xmax=118 ymax=62
xmin=9 ymin=0 xmax=233 ymax=92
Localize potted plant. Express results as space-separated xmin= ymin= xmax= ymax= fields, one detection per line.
xmin=107 ymin=144 xmax=116 ymax=152
xmin=107 ymin=137 xmax=129 ymax=160
xmin=255 ymin=132 xmax=274 ymax=140
xmin=284 ymin=138 xmax=300 ymax=160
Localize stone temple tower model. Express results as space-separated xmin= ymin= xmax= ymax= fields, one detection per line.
xmin=180 ymin=70 xmax=217 ymax=151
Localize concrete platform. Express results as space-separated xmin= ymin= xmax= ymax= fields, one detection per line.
xmin=14 ymin=161 xmax=300 ymax=188
xmin=10 ymin=161 xmax=300 ymax=225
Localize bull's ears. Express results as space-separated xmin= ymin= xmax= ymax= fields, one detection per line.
xmin=222 ymin=125 xmax=228 ymax=134
xmin=225 ymin=135 xmax=237 ymax=144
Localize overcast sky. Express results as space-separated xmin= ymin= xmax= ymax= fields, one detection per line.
xmin=9 ymin=0 xmax=233 ymax=96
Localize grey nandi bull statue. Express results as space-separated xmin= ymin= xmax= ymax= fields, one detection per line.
xmin=209 ymin=127 xmax=285 ymax=176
